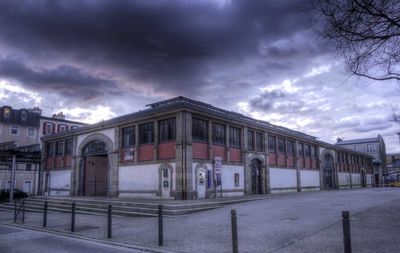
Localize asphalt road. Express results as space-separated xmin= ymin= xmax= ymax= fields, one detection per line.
xmin=1 ymin=188 xmax=400 ymax=253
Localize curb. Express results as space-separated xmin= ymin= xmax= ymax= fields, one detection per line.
xmin=1 ymin=222 xmax=184 ymax=253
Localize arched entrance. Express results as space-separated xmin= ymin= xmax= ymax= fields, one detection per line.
xmin=323 ymin=153 xmax=334 ymax=190
xmin=251 ymin=158 xmax=263 ymax=194
xmin=82 ymin=140 xmax=108 ymax=196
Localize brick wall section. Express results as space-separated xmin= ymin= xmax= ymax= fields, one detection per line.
xmin=46 ymin=158 xmax=52 ymax=169
xmin=139 ymin=144 xmax=154 ymax=161
xmin=193 ymin=142 xmax=208 ymax=160
xmin=287 ymin=156 xmax=295 ymax=167
xmin=298 ymin=158 xmax=304 ymax=168
xmin=269 ymin=153 xmax=277 ymax=166
xmin=278 ymin=154 xmax=285 ymax=166
xmin=55 ymin=157 xmax=63 ymax=168
xmin=230 ymin=148 xmax=241 ymax=163
xmin=305 ymin=159 xmax=311 ymax=169
xmin=64 ymin=155 xmax=72 ymax=167
xmin=213 ymin=145 xmax=225 ymax=161
xmin=312 ymin=160 xmax=318 ymax=169
xmin=158 ymin=141 xmax=176 ymax=159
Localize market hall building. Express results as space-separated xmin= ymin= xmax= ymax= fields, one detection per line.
xmin=41 ymin=97 xmax=375 ymax=200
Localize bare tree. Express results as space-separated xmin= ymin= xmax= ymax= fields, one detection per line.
xmin=314 ymin=0 xmax=400 ymax=81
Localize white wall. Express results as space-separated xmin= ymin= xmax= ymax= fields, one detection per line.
xmin=76 ymin=128 xmax=116 ymax=151
xmin=49 ymin=169 xmax=71 ymax=196
xmin=338 ymin=172 xmax=351 ymax=188
xmin=366 ymin=174 xmax=373 ymax=186
xmin=351 ymin=173 xmax=361 ymax=187
xmin=118 ymin=163 xmax=175 ymax=198
xmin=221 ymin=164 xmax=244 ymax=197
xmin=300 ymin=170 xmax=320 ymax=191
xmin=270 ymin=167 xmax=297 ymax=193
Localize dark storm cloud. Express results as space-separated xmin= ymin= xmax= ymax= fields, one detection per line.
xmin=0 ymin=57 xmax=120 ymax=100
xmin=0 ymin=0 xmax=317 ymax=96
xmin=249 ymin=90 xmax=287 ymax=111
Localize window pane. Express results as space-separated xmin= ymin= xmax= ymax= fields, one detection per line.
xmin=268 ymin=136 xmax=276 ymax=153
xmin=287 ymin=141 xmax=294 ymax=155
xmin=56 ymin=141 xmax=63 ymax=156
xmin=212 ymin=123 xmax=225 ymax=145
xmin=192 ymin=118 xmax=208 ymax=142
xmin=298 ymin=143 xmax=304 ymax=156
xmin=248 ymin=130 xmax=254 ymax=150
xmin=139 ymin=122 xmax=154 ymax=144
xmin=122 ymin=126 xmax=135 ymax=147
xmin=256 ymin=132 xmax=264 ymax=151
xmin=229 ymin=127 xmax=241 ymax=147
xmin=159 ymin=118 xmax=176 ymax=142
xmin=278 ymin=138 xmax=285 ymax=154
xmin=65 ymin=139 xmax=73 ymax=155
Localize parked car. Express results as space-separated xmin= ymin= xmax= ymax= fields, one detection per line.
xmin=0 ymin=189 xmax=28 ymax=201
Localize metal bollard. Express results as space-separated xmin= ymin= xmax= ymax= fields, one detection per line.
xmin=71 ymin=202 xmax=76 ymax=232
xmin=342 ymin=211 xmax=352 ymax=253
xmin=13 ymin=201 xmax=17 ymax=223
xmin=43 ymin=201 xmax=48 ymax=228
xmin=231 ymin=209 xmax=239 ymax=253
xmin=158 ymin=205 xmax=163 ymax=246
xmin=22 ymin=200 xmax=25 ymax=223
xmin=107 ymin=205 xmax=112 ymax=239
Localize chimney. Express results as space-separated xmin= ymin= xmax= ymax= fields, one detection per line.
xmin=30 ymin=106 xmax=42 ymax=115
xmin=52 ymin=111 xmax=65 ymax=120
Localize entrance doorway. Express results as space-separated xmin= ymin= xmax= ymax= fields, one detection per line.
xmin=251 ymin=158 xmax=262 ymax=194
xmin=82 ymin=140 xmax=108 ymax=196
xmin=323 ymin=154 xmax=334 ymax=190
xmin=197 ymin=168 xmax=206 ymax=198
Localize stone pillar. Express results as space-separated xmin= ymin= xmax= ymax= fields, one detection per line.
xmin=264 ymin=132 xmax=270 ymax=194
xmin=225 ymin=124 xmax=230 ymax=162
xmin=154 ymin=120 xmax=159 ymax=160
xmin=134 ymin=125 xmax=139 ymax=162
xmin=175 ymin=111 xmax=194 ymax=200
xmin=70 ymin=135 xmax=79 ymax=196
xmin=295 ymin=140 xmax=301 ymax=192
xmin=317 ymin=146 xmax=324 ymax=190
xmin=108 ymin=151 xmax=119 ymax=196
xmin=243 ymin=126 xmax=251 ymax=195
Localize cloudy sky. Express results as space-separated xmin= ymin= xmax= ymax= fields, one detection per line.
xmin=0 ymin=0 xmax=399 ymax=152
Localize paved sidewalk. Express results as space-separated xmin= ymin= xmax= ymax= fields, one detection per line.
xmin=1 ymin=188 xmax=400 ymax=253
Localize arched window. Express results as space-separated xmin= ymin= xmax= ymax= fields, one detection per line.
xmin=83 ymin=140 xmax=107 ymax=155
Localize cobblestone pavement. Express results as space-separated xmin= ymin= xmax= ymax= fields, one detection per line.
xmin=1 ymin=188 xmax=400 ymax=253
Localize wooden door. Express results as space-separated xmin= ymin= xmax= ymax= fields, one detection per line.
xmin=85 ymin=156 xmax=108 ymax=196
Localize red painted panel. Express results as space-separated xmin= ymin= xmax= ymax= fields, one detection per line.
xmin=287 ymin=156 xmax=295 ymax=167
xmin=305 ymin=159 xmax=311 ymax=169
xmin=278 ymin=155 xmax=286 ymax=166
xmin=46 ymin=158 xmax=53 ymax=169
xmin=139 ymin=144 xmax=154 ymax=161
xmin=64 ymin=155 xmax=72 ymax=167
xmin=159 ymin=141 xmax=176 ymax=160
xmin=213 ymin=145 xmax=225 ymax=161
xmin=269 ymin=153 xmax=277 ymax=166
xmin=312 ymin=160 xmax=318 ymax=169
xmin=298 ymin=158 xmax=304 ymax=168
xmin=230 ymin=148 xmax=241 ymax=163
xmin=193 ymin=142 xmax=208 ymax=160
xmin=55 ymin=157 xmax=63 ymax=168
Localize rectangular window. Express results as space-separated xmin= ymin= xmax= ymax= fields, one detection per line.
xmin=65 ymin=139 xmax=73 ymax=155
xmin=311 ymin=146 xmax=316 ymax=158
xmin=46 ymin=142 xmax=54 ymax=156
xmin=268 ymin=136 xmax=276 ymax=153
xmin=256 ymin=132 xmax=264 ymax=151
xmin=10 ymin=125 xmax=18 ymax=135
xmin=278 ymin=138 xmax=285 ymax=154
xmin=212 ymin=123 xmax=225 ymax=145
xmin=367 ymin=144 xmax=375 ymax=153
xmin=159 ymin=118 xmax=176 ymax=142
xmin=45 ymin=123 xmax=53 ymax=135
xmin=287 ymin=140 xmax=294 ymax=156
xmin=248 ymin=130 xmax=254 ymax=150
xmin=56 ymin=141 xmax=63 ymax=156
xmin=122 ymin=126 xmax=135 ymax=147
xmin=192 ymin=118 xmax=208 ymax=142
xmin=229 ymin=127 xmax=241 ymax=147
xmin=298 ymin=143 xmax=304 ymax=156
xmin=139 ymin=122 xmax=154 ymax=144
xmin=234 ymin=173 xmax=240 ymax=187
xmin=27 ymin=127 xmax=35 ymax=137
xmin=305 ymin=144 xmax=311 ymax=157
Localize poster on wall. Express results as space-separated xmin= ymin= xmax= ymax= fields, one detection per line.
xmin=214 ymin=156 xmax=223 ymax=197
